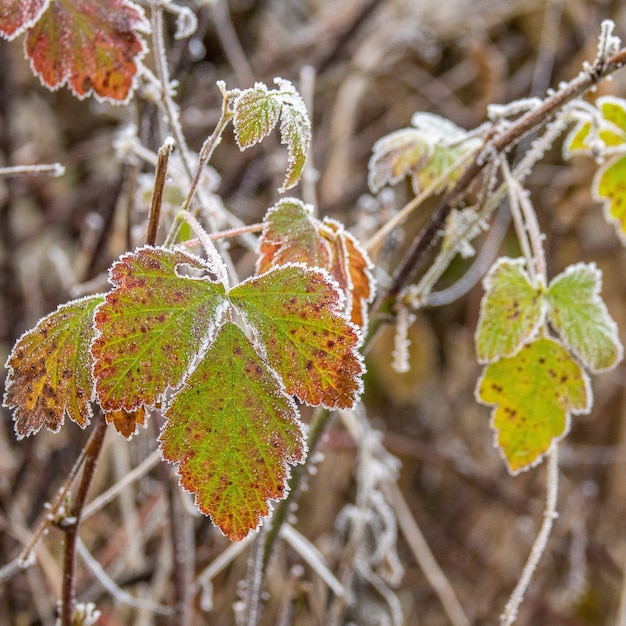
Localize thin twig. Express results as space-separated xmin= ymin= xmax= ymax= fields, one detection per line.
xmin=60 ymin=415 xmax=108 ymax=626
xmin=0 ymin=163 xmax=65 ymax=178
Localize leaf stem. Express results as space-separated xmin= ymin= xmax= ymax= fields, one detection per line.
xmin=162 ymin=89 xmax=234 ymax=249
xmin=60 ymin=414 xmax=108 ymax=626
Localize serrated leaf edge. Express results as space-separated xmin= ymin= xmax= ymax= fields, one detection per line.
xmin=546 ymin=261 xmax=624 ymax=372
xmin=474 ymin=338 xmax=593 ymax=476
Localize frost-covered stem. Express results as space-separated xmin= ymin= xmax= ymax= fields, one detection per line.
xmin=375 ymin=43 xmax=626 ymax=317
xmin=500 ymin=446 xmax=560 ymax=625
xmin=181 ymin=86 xmax=233 ymax=216
xmin=0 ymin=163 xmax=65 ymax=178
xmin=162 ymin=90 xmax=233 ymax=248
xmin=386 ymin=480 xmax=469 ymax=626
xmin=515 ymin=177 xmax=547 ymax=282
xmin=243 ymin=526 xmax=266 ymax=626
xmin=262 ymin=408 xmax=332 ymax=569
xmin=147 ymin=138 xmax=175 ymax=246
xmin=501 ymin=160 xmax=538 ymax=282
xmin=150 ymin=2 xmax=194 ymax=177
xmin=60 ymin=415 xmax=107 ymax=626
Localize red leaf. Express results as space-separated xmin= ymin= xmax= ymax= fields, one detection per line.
xmin=0 ymin=0 xmax=49 ymax=40
xmin=23 ymin=0 xmax=148 ymax=102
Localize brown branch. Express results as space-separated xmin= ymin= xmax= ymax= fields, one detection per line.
xmin=60 ymin=414 xmax=107 ymax=626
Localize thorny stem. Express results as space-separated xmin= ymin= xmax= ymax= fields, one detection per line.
xmin=60 ymin=414 xmax=107 ymax=626
xmin=500 ymin=447 xmax=560 ymax=625
xmin=374 ymin=44 xmax=626 ymax=319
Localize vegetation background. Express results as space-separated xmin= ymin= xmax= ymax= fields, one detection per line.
xmin=1 ymin=0 xmax=625 ymax=624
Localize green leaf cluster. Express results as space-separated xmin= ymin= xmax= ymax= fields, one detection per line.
xmin=475 ymin=258 xmax=622 ymax=474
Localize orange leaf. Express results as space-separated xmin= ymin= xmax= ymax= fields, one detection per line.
xmin=24 ymin=0 xmax=148 ymax=102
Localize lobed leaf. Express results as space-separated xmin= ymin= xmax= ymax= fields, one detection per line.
xmin=232 ymin=79 xmax=311 ymax=191
xmin=546 ymin=262 xmax=623 ymax=372
xmin=593 ymin=154 xmax=626 ymax=242
xmin=3 ymin=294 xmax=102 ymax=439
xmin=320 ymin=219 xmax=375 ymax=330
xmin=229 ymin=264 xmax=364 ymax=409
xmin=475 ymin=258 xmax=545 ymax=363
xmin=476 ymin=337 xmax=591 ymax=474
xmin=24 ymin=0 xmax=148 ymax=102
xmin=0 ymin=0 xmax=49 ymax=40
xmin=161 ymin=322 xmax=306 ymax=541
xmin=92 ymin=246 xmax=227 ymax=412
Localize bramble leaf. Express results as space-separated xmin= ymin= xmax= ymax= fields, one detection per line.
xmin=232 ymin=78 xmax=311 ymax=191
xmin=320 ymin=219 xmax=375 ymax=330
xmin=92 ymin=246 xmax=227 ymax=411
xmin=3 ymin=294 xmax=102 ymax=439
xmin=0 ymin=0 xmax=48 ymax=40
xmin=367 ymin=128 xmax=432 ymax=193
xmin=161 ymin=322 xmax=305 ymax=541
xmin=257 ymin=199 xmax=375 ymax=329
xmin=475 ymin=258 xmax=545 ymax=363
xmin=476 ymin=337 xmax=591 ymax=474
xmin=368 ymin=112 xmax=480 ymax=194
xmin=257 ymin=199 xmax=332 ymax=273
xmin=546 ymin=262 xmax=623 ymax=372
xmin=232 ymin=82 xmax=281 ymax=149
xmin=593 ymin=154 xmax=626 ymax=241
xmin=229 ymin=264 xmax=364 ymax=409
xmin=22 ymin=0 xmax=148 ymax=102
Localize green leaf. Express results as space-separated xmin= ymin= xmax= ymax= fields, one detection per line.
xmin=229 ymin=264 xmax=364 ymax=409
xmin=476 ymin=338 xmax=591 ymax=474
xmin=563 ymin=97 xmax=626 ymax=158
xmin=20 ymin=0 xmax=148 ymax=103
xmin=161 ymin=322 xmax=306 ymax=541
xmin=232 ymin=82 xmax=281 ymax=150
xmin=232 ymin=78 xmax=311 ymax=191
xmin=593 ymin=154 xmax=626 ymax=242
xmin=475 ymin=258 xmax=545 ymax=363
xmin=92 ymin=246 xmax=227 ymax=411
xmin=3 ymin=294 xmax=102 ymax=438
xmin=546 ymin=262 xmax=623 ymax=372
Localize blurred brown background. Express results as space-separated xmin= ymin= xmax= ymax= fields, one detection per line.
xmin=1 ymin=1 xmax=626 ymax=624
